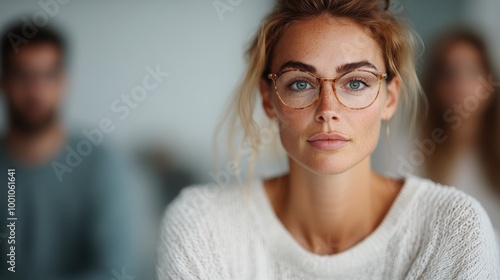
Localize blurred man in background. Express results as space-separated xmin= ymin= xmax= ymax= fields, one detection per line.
xmin=0 ymin=22 xmax=152 ymax=280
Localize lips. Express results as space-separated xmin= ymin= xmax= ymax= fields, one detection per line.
xmin=307 ymin=132 xmax=350 ymax=151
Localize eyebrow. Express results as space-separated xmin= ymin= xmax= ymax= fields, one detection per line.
xmin=277 ymin=60 xmax=378 ymax=74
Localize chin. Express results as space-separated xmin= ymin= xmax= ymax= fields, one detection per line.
xmin=294 ymin=150 xmax=357 ymax=175
xmin=310 ymin=159 xmax=354 ymax=175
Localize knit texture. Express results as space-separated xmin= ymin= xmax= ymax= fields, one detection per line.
xmin=157 ymin=176 xmax=500 ymax=279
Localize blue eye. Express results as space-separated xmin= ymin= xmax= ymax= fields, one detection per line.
xmin=347 ymin=79 xmax=367 ymax=90
xmin=291 ymin=80 xmax=311 ymax=90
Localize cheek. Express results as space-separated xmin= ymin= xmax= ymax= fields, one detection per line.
xmin=352 ymin=107 xmax=382 ymax=153
xmin=273 ymin=103 xmax=313 ymax=150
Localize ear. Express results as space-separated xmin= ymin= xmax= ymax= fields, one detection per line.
xmin=260 ymin=78 xmax=277 ymax=119
xmin=381 ymin=75 xmax=401 ymax=121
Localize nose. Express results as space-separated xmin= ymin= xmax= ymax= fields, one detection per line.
xmin=315 ymin=81 xmax=341 ymax=122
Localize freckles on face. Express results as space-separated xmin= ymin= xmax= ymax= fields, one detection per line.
xmin=269 ymin=16 xmax=387 ymax=175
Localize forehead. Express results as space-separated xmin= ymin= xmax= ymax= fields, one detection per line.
xmin=7 ymin=42 xmax=62 ymax=70
xmin=443 ymin=41 xmax=483 ymax=66
xmin=271 ymin=15 xmax=384 ymax=75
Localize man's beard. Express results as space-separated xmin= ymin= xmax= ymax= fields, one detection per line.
xmin=8 ymin=106 xmax=58 ymax=136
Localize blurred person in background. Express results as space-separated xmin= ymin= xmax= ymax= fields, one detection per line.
xmin=157 ymin=0 xmax=499 ymax=279
xmin=0 ymin=22 xmax=152 ymax=279
xmin=421 ymin=28 xmax=500 ymax=241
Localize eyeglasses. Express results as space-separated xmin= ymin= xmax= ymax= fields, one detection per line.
xmin=267 ymin=69 xmax=387 ymax=110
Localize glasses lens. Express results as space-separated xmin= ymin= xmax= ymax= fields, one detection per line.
xmin=275 ymin=71 xmax=319 ymax=109
xmin=274 ymin=70 xmax=381 ymax=109
xmin=335 ymin=71 xmax=380 ymax=109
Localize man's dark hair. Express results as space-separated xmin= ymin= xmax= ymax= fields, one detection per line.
xmin=1 ymin=21 xmax=67 ymax=74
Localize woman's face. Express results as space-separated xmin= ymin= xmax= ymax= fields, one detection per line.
xmin=436 ymin=41 xmax=489 ymax=109
xmin=260 ymin=16 xmax=400 ymax=175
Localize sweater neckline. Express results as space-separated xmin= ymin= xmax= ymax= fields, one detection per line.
xmin=249 ymin=175 xmax=421 ymax=277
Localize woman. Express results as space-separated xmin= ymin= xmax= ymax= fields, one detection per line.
xmin=157 ymin=0 xmax=500 ymax=279
xmin=421 ymin=29 xmax=500 ymax=241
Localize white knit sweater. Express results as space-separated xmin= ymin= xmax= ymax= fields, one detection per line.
xmin=157 ymin=176 xmax=500 ymax=279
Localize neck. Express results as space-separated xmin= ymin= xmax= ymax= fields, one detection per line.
xmin=6 ymin=121 xmax=65 ymax=166
xmin=268 ymin=156 xmax=400 ymax=255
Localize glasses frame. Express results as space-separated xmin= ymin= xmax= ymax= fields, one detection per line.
xmin=268 ymin=68 xmax=388 ymax=110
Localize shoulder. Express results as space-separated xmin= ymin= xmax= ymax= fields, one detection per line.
xmin=401 ymin=176 xmax=498 ymax=254
xmin=407 ymin=176 xmax=496 ymax=236
xmin=55 ymin=133 xmax=119 ymax=173
xmin=407 ymin=176 xmax=500 ymax=277
xmin=407 ymin=176 xmax=490 ymax=221
xmin=388 ymin=176 xmax=494 ymax=244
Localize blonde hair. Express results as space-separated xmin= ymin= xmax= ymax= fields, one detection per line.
xmin=217 ymin=0 xmax=425 ymax=182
